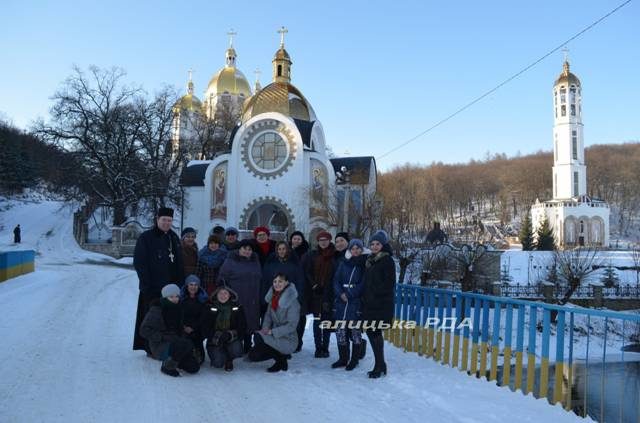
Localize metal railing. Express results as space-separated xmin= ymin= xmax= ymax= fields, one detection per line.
xmin=387 ymin=284 xmax=640 ymax=422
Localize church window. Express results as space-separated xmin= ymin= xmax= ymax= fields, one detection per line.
xmin=561 ymin=105 xmax=566 ymax=116
xmin=251 ymin=132 xmax=288 ymax=170
xmin=560 ymin=87 xmax=566 ymax=104
xmin=572 ymin=131 xmax=577 ymax=160
xmin=277 ymin=65 xmax=282 ymax=77
xmin=573 ymin=172 xmax=579 ymax=197
xmin=580 ymin=220 xmax=584 ymax=233
xmin=571 ymin=104 xmax=576 ymax=116
xmin=554 ymin=91 xmax=557 ymax=105
xmin=569 ymin=86 xmax=576 ymax=103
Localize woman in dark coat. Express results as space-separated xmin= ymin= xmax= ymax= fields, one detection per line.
xmin=362 ymin=230 xmax=396 ymax=378
xmin=331 ymin=239 xmax=366 ymax=371
xmin=181 ymin=227 xmax=199 ymax=276
xmin=249 ymin=273 xmax=300 ymax=372
xmin=200 ymin=285 xmax=247 ymax=371
xmin=140 ymin=284 xmax=200 ymax=377
xmin=180 ymin=275 xmax=208 ymax=364
xmin=302 ymin=230 xmax=338 ymax=358
xmin=197 ymin=234 xmax=227 ymax=296
xmin=217 ymin=239 xmax=262 ymax=352
xmin=250 ymin=226 xmax=276 ymax=267
xmin=289 ymin=231 xmax=309 ymax=261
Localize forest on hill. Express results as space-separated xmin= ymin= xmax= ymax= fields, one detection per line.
xmin=378 ymin=143 xmax=640 ymax=239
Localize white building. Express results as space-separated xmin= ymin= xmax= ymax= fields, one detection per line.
xmin=179 ymin=29 xmax=376 ymax=239
xmin=531 ymin=59 xmax=609 ymax=248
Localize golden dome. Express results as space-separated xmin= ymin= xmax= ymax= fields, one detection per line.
xmin=207 ymin=67 xmax=251 ymax=98
xmin=242 ymin=82 xmax=316 ymax=122
xmin=176 ymin=93 xmax=202 ymax=112
xmin=554 ymin=61 xmax=581 ymax=87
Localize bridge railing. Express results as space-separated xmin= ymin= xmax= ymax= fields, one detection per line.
xmin=0 ymin=250 xmax=36 ymax=282
xmin=387 ymin=284 xmax=640 ymax=422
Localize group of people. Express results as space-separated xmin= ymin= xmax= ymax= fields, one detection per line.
xmin=132 ymin=207 xmax=396 ymax=379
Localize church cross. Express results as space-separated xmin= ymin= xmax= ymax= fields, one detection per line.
xmin=227 ymin=29 xmax=237 ymax=47
xmin=278 ymin=26 xmax=288 ymax=47
xmin=254 ymin=68 xmax=262 ymax=81
xmin=562 ymin=46 xmax=569 ymax=63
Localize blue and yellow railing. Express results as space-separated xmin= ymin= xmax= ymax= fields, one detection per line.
xmin=386 ymin=284 xmax=640 ymax=420
xmin=0 ymin=250 xmax=36 ymax=282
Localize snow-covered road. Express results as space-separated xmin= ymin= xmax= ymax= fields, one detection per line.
xmin=0 ymin=200 xmax=590 ymax=422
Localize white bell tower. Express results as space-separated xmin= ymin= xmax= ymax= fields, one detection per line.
xmin=552 ymin=50 xmax=586 ymax=199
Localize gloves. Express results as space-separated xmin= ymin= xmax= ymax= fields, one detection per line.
xmin=220 ymin=331 xmax=232 ymax=344
xmin=211 ymin=331 xmax=222 ymax=346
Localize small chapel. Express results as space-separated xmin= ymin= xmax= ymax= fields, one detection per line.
xmin=176 ymin=28 xmax=377 ymax=239
xmin=531 ymin=56 xmax=610 ymax=248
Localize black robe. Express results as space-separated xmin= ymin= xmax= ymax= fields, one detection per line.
xmin=132 ymin=226 xmax=185 ymax=351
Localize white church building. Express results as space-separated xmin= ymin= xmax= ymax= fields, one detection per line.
xmin=177 ymin=29 xmax=376 ymax=239
xmin=531 ymin=58 xmax=609 ymax=248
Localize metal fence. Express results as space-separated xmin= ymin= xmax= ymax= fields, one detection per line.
xmin=502 ymin=284 xmax=640 ymax=299
xmin=388 ymin=284 xmax=640 ymax=422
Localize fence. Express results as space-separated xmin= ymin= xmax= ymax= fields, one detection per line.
xmin=387 ymin=284 xmax=640 ymax=422
xmin=0 ymin=250 xmax=36 ymax=282
xmin=502 ymin=284 xmax=640 ymax=299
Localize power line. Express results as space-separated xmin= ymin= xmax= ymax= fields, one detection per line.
xmin=376 ymin=0 xmax=632 ymax=161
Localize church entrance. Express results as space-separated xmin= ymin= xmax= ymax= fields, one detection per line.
xmin=247 ymin=204 xmax=290 ymax=233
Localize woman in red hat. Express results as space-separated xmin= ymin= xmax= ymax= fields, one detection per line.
xmin=250 ymin=226 xmax=276 ymax=268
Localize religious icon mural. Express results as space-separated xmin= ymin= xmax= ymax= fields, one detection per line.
xmin=211 ymin=162 xmax=227 ymax=219
xmin=309 ymin=160 xmax=328 ymax=218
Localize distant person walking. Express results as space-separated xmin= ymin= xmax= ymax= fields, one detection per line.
xmin=132 ymin=207 xmax=185 ymax=355
xmin=13 ymin=224 xmax=21 ymax=243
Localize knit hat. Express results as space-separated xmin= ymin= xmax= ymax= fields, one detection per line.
xmin=348 ymin=239 xmax=364 ymax=250
xmin=212 ymin=284 xmax=239 ymax=301
xmin=185 ymin=274 xmax=201 ymax=286
xmin=225 ymin=226 xmax=239 ymax=236
xmin=157 ymin=207 xmax=174 ymax=218
xmin=238 ymin=239 xmax=254 ymax=250
xmin=181 ymin=227 xmax=196 ymax=238
xmin=335 ymin=232 xmax=350 ymax=243
xmin=316 ymin=230 xmax=332 ymax=241
xmin=211 ymin=225 xmax=225 ymax=235
xmin=161 ymin=284 xmax=180 ymax=298
xmin=369 ymin=229 xmax=389 ymax=246
xmin=253 ymin=226 xmax=270 ymax=237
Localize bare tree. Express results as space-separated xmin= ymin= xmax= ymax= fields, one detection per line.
xmin=439 ymin=243 xmax=488 ymax=292
xmin=421 ymin=244 xmax=450 ymax=284
xmin=555 ymin=247 xmax=602 ymax=305
xmin=35 ymin=66 xmax=144 ymax=224
xmin=631 ymin=243 xmax=640 ymax=288
xmin=181 ymin=100 xmax=237 ymax=160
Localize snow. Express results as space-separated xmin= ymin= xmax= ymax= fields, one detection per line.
xmin=0 ymin=200 xmax=591 ymax=422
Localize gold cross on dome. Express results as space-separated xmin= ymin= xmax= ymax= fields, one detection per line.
xmin=227 ymin=29 xmax=237 ymax=47
xmin=188 ymin=68 xmax=193 ymax=82
xmin=278 ymin=26 xmax=288 ymax=47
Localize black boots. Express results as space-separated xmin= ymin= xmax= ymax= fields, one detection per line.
xmin=161 ymin=358 xmax=179 ymax=377
xmin=367 ymin=331 xmax=387 ymax=378
xmin=359 ymin=339 xmax=367 ymax=360
xmin=267 ymin=354 xmax=288 ymax=373
xmin=224 ymin=360 xmax=234 ymax=372
xmin=331 ymin=344 xmax=350 ymax=368
xmin=345 ymin=343 xmax=361 ymax=371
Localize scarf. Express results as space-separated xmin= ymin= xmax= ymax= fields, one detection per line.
xmin=313 ymin=245 xmax=336 ymax=287
xmin=161 ymin=298 xmax=183 ymax=333
xmin=366 ymin=251 xmax=390 ymax=269
xmin=213 ymin=300 xmax=233 ymax=331
xmin=257 ymin=240 xmax=271 ymax=257
xmin=271 ymin=289 xmax=282 ymax=311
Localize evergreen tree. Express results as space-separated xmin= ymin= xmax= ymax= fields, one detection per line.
xmin=535 ymin=216 xmax=555 ymax=251
xmin=601 ymin=262 xmax=620 ymax=288
xmin=519 ymin=213 xmax=534 ymax=251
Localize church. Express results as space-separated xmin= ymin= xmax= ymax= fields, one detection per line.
xmin=531 ymin=57 xmax=610 ymax=248
xmin=176 ymin=29 xmax=377 ymax=240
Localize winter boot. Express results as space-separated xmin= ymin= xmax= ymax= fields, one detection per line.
xmin=367 ymin=333 xmax=387 ymax=378
xmin=331 ymin=344 xmax=350 ymax=368
xmin=224 ymin=360 xmax=234 ymax=372
xmin=267 ymin=354 xmax=288 ymax=372
xmin=345 ymin=343 xmax=361 ymax=371
xmin=161 ymin=358 xmax=179 ymax=377
xmin=359 ymin=339 xmax=367 ymax=360
xmin=314 ymin=347 xmax=323 ymax=358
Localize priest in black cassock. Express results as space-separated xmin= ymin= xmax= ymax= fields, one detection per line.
xmin=132 ymin=207 xmax=185 ymax=354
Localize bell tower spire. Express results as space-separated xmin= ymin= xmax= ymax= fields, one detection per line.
xmin=226 ymin=29 xmax=238 ymax=67
xmin=272 ymin=26 xmax=292 ymax=83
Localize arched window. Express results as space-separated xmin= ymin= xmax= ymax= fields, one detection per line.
xmin=277 ymin=65 xmax=282 ymax=77
xmin=561 ymin=105 xmax=566 ymax=116
xmin=572 ymin=131 xmax=578 ymax=160
xmin=560 ymin=86 xmax=566 ymax=104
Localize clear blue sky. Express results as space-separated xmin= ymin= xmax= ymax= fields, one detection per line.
xmin=1 ymin=0 xmax=638 ymax=171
